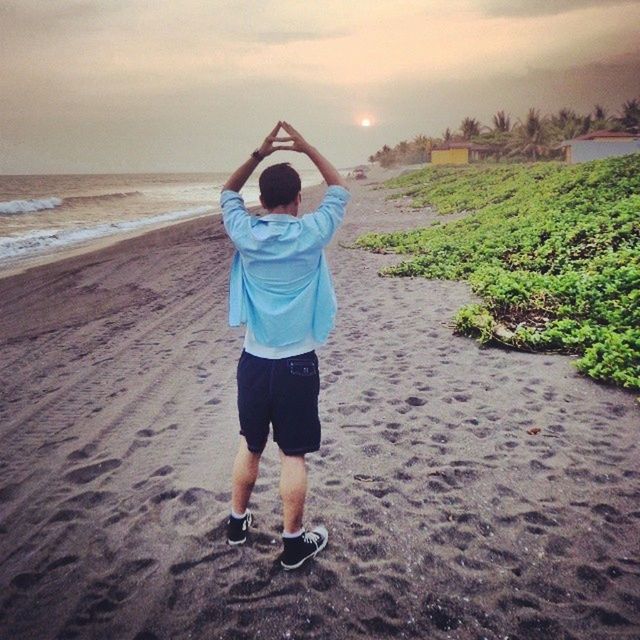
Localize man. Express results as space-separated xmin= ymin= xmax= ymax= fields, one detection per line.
xmin=220 ymin=121 xmax=350 ymax=570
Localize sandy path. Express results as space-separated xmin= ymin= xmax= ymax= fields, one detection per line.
xmin=0 ymin=171 xmax=638 ymax=640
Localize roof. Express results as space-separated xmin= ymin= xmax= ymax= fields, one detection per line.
xmin=433 ymin=142 xmax=495 ymax=151
xmin=573 ymin=130 xmax=638 ymax=141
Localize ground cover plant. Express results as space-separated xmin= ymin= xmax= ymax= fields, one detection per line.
xmin=356 ymin=155 xmax=640 ymax=390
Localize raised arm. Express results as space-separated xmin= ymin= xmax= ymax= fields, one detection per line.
xmin=223 ymin=121 xmax=287 ymax=192
xmin=280 ymin=122 xmax=349 ymax=189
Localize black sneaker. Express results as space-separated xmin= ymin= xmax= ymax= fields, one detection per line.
xmin=227 ymin=510 xmax=253 ymax=545
xmin=281 ymin=526 xmax=328 ymax=570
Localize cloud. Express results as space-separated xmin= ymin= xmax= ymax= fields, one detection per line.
xmin=479 ymin=0 xmax=640 ymax=17
xmin=1 ymin=0 xmax=638 ymax=172
xmin=3 ymin=50 xmax=638 ymax=174
xmin=0 ymin=0 xmax=119 ymax=25
xmin=245 ymin=29 xmax=350 ymax=45
xmin=368 ymin=51 xmax=640 ymax=140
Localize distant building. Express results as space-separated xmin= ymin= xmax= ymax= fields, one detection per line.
xmin=431 ymin=142 xmax=495 ymax=165
xmin=559 ymin=130 xmax=640 ymax=164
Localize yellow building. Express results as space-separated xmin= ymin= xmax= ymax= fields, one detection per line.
xmin=431 ymin=142 xmax=494 ymax=164
xmin=432 ymin=147 xmax=469 ymax=165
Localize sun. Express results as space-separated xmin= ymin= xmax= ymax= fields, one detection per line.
xmin=360 ymin=118 xmax=372 ymax=127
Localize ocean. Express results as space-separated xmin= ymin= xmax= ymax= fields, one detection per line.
xmin=0 ymin=170 xmax=321 ymax=267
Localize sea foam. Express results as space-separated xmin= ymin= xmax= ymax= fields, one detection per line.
xmin=0 ymin=197 xmax=63 ymax=215
xmin=0 ymin=205 xmax=215 ymax=262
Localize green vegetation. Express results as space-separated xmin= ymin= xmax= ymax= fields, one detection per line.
xmin=369 ymin=98 xmax=640 ymax=166
xmin=356 ymin=155 xmax=640 ymax=390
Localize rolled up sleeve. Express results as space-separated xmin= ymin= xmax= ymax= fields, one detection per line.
xmin=220 ymin=190 xmax=249 ymax=244
xmin=303 ymin=185 xmax=351 ymax=246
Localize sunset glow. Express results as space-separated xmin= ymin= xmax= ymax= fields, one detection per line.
xmin=1 ymin=0 xmax=638 ymax=172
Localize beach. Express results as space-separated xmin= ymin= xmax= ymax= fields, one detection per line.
xmin=1 ymin=169 xmax=639 ymax=640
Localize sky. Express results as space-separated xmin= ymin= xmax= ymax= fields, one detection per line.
xmin=1 ymin=0 xmax=639 ymax=173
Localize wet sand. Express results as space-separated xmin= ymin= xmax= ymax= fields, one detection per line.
xmin=1 ymin=168 xmax=639 ymax=639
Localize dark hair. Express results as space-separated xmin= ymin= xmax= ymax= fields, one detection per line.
xmin=259 ymin=163 xmax=301 ymax=209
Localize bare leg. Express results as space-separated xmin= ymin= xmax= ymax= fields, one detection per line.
xmin=231 ymin=437 xmax=261 ymax=514
xmin=279 ymin=451 xmax=308 ymax=534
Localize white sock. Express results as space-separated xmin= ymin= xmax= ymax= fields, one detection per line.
xmin=283 ymin=527 xmax=304 ymax=539
xmin=231 ymin=509 xmax=247 ymax=519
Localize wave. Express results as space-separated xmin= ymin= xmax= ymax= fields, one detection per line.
xmin=0 ymin=191 xmax=144 ymax=216
xmin=0 ymin=205 xmax=216 ymax=262
xmin=65 ymin=191 xmax=143 ymax=205
xmin=0 ymin=197 xmax=63 ymax=215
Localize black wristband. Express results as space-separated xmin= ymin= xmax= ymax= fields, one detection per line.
xmin=251 ymin=149 xmax=264 ymax=161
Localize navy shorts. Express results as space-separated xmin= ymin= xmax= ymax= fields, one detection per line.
xmin=236 ymin=350 xmax=321 ymax=456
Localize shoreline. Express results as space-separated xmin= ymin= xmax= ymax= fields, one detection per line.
xmin=0 ymin=166 xmax=410 ymax=281
xmin=0 ymin=172 xmax=331 ymax=280
xmin=0 ymin=210 xmax=216 ymax=280
xmin=0 ymin=197 xmax=279 ymax=282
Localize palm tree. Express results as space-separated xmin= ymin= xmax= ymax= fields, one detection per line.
xmin=492 ymin=110 xmax=511 ymax=132
xmin=507 ymin=108 xmax=553 ymax=160
xmin=618 ymin=98 xmax=640 ymax=133
xmin=412 ymin=135 xmax=432 ymax=162
xmin=413 ymin=134 xmax=431 ymax=149
xmin=551 ymin=108 xmax=590 ymax=141
xmin=552 ymin=108 xmax=576 ymax=130
xmin=593 ymin=104 xmax=607 ymax=121
xmin=378 ymin=144 xmax=395 ymax=167
xmin=460 ymin=117 xmax=481 ymax=140
xmin=590 ymin=104 xmax=610 ymax=132
xmin=561 ymin=116 xmax=591 ymax=140
xmin=370 ymin=144 xmax=396 ymax=167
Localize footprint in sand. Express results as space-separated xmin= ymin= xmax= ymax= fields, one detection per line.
xmin=133 ymin=632 xmax=161 ymax=640
xmin=67 ymin=443 xmax=98 ymax=461
xmin=151 ymin=489 xmax=181 ymax=504
xmin=61 ymin=490 xmax=113 ymax=510
xmin=10 ymin=572 xmax=43 ymax=590
xmin=47 ymin=555 xmax=79 ymax=572
xmin=0 ymin=482 xmax=21 ymax=504
xmin=362 ymin=444 xmax=382 ymax=457
xmin=58 ymin=557 xmax=160 ymax=634
xmin=64 ymin=459 xmax=122 ymax=485
xmin=150 ymin=465 xmax=173 ymax=477
xmin=591 ymin=503 xmax=627 ymax=524
xmin=49 ymin=509 xmax=83 ymax=523
xmin=382 ymin=430 xmax=400 ymax=443
xmin=575 ymin=564 xmax=609 ymax=594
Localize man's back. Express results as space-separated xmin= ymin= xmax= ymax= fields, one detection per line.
xmin=221 ymin=185 xmax=350 ymax=351
xmin=222 ymin=185 xmax=348 ymax=265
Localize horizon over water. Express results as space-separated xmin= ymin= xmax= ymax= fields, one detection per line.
xmin=0 ymin=169 xmax=323 ymax=267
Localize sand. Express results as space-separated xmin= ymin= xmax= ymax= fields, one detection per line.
xmin=1 ymin=168 xmax=639 ymax=640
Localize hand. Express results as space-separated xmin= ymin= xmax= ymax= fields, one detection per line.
xmin=279 ymin=121 xmax=313 ymax=154
xmin=258 ymin=120 xmax=291 ymax=158
xmin=279 ymin=121 xmax=346 ymax=187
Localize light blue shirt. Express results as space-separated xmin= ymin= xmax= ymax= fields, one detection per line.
xmin=221 ymin=185 xmax=351 ymax=358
